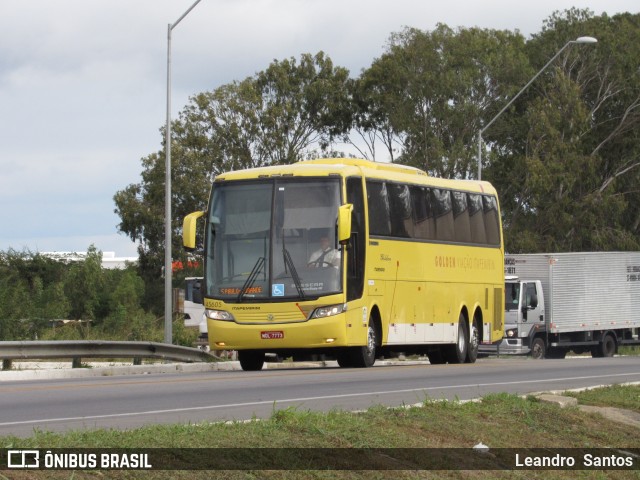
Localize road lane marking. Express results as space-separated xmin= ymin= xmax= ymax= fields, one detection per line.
xmin=1 ymin=372 xmax=638 ymax=428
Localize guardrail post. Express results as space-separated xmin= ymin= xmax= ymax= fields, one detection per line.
xmin=133 ymin=357 xmax=142 ymax=365
xmin=72 ymin=357 xmax=82 ymax=368
xmin=2 ymin=359 xmax=11 ymax=371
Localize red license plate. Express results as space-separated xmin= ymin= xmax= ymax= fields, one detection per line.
xmin=261 ymin=331 xmax=284 ymax=340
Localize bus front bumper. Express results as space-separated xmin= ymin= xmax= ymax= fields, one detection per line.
xmin=207 ymin=315 xmax=350 ymax=351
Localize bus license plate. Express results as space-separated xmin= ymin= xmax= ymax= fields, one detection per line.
xmin=261 ymin=331 xmax=284 ymax=340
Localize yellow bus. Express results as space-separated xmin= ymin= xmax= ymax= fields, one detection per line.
xmin=183 ymin=158 xmax=504 ymax=370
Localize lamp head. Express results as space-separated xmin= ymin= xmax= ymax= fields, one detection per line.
xmin=574 ymin=36 xmax=598 ymax=44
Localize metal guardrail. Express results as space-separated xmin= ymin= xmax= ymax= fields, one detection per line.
xmin=0 ymin=340 xmax=216 ymax=368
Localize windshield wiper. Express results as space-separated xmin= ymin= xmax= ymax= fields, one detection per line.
xmin=237 ymin=257 xmax=265 ymax=303
xmin=283 ymin=248 xmax=305 ymax=300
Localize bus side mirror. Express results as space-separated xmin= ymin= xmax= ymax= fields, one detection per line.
xmin=337 ymin=204 xmax=353 ymax=245
xmin=183 ymin=211 xmax=205 ymax=250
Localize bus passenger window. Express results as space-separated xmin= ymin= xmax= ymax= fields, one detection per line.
xmin=453 ymin=191 xmax=471 ymax=243
xmin=366 ymin=181 xmax=391 ymax=236
xmin=410 ymin=186 xmax=434 ymax=240
xmin=483 ymin=196 xmax=500 ymax=246
xmin=468 ymin=193 xmax=487 ymax=245
xmin=387 ymin=183 xmax=411 ymax=238
xmin=431 ymin=189 xmax=454 ymax=242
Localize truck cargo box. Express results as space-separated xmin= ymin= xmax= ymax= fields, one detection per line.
xmin=504 ymin=252 xmax=640 ymax=334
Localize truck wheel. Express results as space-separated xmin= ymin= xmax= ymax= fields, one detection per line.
xmin=238 ymin=350 xmax=265 ymax=371
xmin=596 ymin=334 xmax=616 ymax=358
xmin=530 ymin=337 xmax=545 ymax=360
xmin=465 ymin=318 xmax=479 ymax=364
xmin=445 ymin=315 xmax=468 ymax=364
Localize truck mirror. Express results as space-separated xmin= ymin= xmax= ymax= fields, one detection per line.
xmin=530 ymin=294 xmax=538 ymax=309
xmin=193 ymin=281 xmax=203 ymax=304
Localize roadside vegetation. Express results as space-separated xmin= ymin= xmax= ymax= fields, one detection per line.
xmin=0 ymin=247 xmax=198 ymax=347
xmin=1 ymin=384 xmax=638 ymax=479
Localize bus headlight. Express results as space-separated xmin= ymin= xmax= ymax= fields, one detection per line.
xmin=310 ymin=304 xmax=347 ymax=319
xmin=206 ymin=309 xmax=235 ymax=321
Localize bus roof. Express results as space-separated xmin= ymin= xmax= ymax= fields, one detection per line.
xmin=215 ymin=158 xmax=497 ymax=195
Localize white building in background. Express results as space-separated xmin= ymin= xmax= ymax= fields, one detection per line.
xmin=41 ymin=251 xmax=138 ymax=269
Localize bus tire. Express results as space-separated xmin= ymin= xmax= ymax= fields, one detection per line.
xmin=530 ymin=337 xmax=545 ymax=359
xmin=445 ymin=315 xmax=468 ymax=364
xmin=350 ymin=321 xmax=378 ymax=368
xmin=465 ymin=317 xmax=479 ymax=364
xmin=427 ymin=349 xmax=446 ymax=365
xmin=238 ymin=350 xmax=265 ymax=371
xmin=336 ymin=351 xmax=352 ymax=368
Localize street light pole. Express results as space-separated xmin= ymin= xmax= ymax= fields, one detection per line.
xmin=476 ymin=36 xmax=597 ymax=180
xmin=165 ymin=0 xmax=203 ymax=345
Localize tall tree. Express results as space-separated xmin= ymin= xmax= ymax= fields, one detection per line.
xmin=488 ymin=9 xmax=640 ymax=252
xmin=355 ymin=25 xmax=530 ymax=176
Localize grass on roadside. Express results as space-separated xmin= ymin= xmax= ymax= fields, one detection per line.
xmin=1 ymin=385 xmax=638 ymax=479
xmin=565 ymin=384 xmax=640 ymax=413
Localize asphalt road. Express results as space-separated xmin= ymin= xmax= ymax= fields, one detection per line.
xmin=1 ymin=356 xmax=639 ymax=437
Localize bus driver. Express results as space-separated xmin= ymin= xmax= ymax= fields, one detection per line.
xmin=307 ymin=235 xmax=340 ymax=268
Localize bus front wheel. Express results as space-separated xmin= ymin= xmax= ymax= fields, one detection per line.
xmin=350 ymin=322 xmax=378 ymax=368
xmin=238 ymin=350 xmax=265 ymax=371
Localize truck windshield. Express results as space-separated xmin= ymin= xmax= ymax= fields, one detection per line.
xmin=505 ymin=282 xmax=521 ymax=311
xmin=205 ymin=178 xmax=343 ymax=301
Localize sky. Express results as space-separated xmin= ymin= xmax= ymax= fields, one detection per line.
xmin=1 ymin=0 xmax=637 ymax=258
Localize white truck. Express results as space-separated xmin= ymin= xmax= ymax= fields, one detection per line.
xmin=484 ymin=252 xmax=640 ymax=359
xmin=183 ymin=277 xmax=208 ymax=348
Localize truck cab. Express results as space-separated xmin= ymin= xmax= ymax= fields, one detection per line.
xmin=489 ymin=277 xmax=546 ymax=356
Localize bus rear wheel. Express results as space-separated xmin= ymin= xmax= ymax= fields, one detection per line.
xmin=465 ymin=317 xmax=479 ymax=364
xmin=445 ymin=315 xmax=468 ymax=364
xmin=238 ymin=350 xmax=265 ymax=371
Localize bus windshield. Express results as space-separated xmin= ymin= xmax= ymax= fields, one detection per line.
xmin=205 ymin=178 xmax=343 ymax=301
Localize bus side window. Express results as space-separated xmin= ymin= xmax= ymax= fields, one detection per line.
xmin=410 ymin=186 xmax=434 ymax=240
xmin=347 ymin=177 xmax=366 ymax=301
xmin=431 ymin=189 xmax=454 ymax=242
xmin=483 ymin=196 xmax=500 ymax=245
xmin=387 ymin=183 xmax=411 ymax=238
xmin=366 ymin=181 xmax=391 ymax=236
xmin=452 ymin=191 xmax=471 ymax=243
xmin=468 ymin=193 xmax=487 ymax=244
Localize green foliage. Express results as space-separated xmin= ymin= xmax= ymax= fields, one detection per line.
xmin=489 ymin=9 xmax=640 ymax=252
xmin=0 ymin=247 xmax=195 ymax=345
xmin=357 ymin=24 xmax=530 ymax=177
